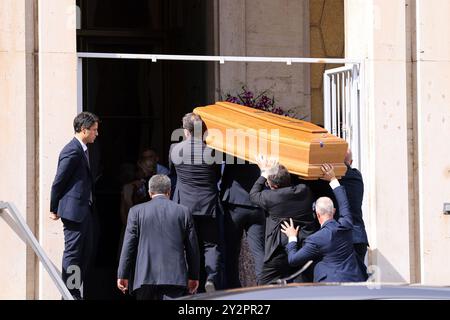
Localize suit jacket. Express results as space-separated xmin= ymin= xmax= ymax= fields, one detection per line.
xmin=220 ymin=160 xmax=261 ymax=207
xmin=285 ymin=185 xmax=367 ymax=282
xmin=169 ymin=138 xmax=221 ymax=216
xmin=50 ymin=138 xmax=93 ymax=223
xmin=117 ymin=196 xmax=200 ymax=292
xmin=339 ymin=165 xmax=369 ymax=245
xmin=297 ymin=178 xmax=338 ymax=208
xmin=249 ymin=176 xmax=318 ymax=262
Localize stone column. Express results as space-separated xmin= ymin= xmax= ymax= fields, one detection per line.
xmin=415 ymin=0 xmax=450 ymax=285
xmin=345 ymin=0 xmax=415 ymax=282
xmin=0 ymin=0 xmax=37 ymax=299
xmin=38 ymin=0 xmax=78 ymax=299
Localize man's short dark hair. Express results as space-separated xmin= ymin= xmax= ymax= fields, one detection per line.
xmin=149 ymin=174 xmax=171 ymax=194
xmin=267 ymin=164 xmax=291 ymax=188
xmin=182 ymin=112 xmax=204 ymax=135
xmin=73 ymin=112 xmax=99 ymax=133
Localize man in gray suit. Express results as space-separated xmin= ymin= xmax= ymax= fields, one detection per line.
xmin=117 ymin=175 xmax=200 ymax=300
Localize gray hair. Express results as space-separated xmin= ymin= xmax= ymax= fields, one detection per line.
xmin=315 ymin=197 xmax=334 ymax=217
xmin=148 ymin=174 xmax=171 ymax=194
xmin=267 ymin=164 xmax=291 ymax=188
xmin=182 ymin=112 xmax=203 ymax=135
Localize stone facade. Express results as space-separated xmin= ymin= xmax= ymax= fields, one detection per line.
xmin=310 ymin=0 xmax=344 ymax=125
xmin=217 ymin=0 xmax=311 ymax=119
xmin=1 ymin=0 xmax=450 ymax=299
xmin=0 ymin=0 xmax=77 ymax=299
xmin=0 ymin=0 xmax=37 ymax=299
xmin=345 ymin=0 xmax=450 ymax=284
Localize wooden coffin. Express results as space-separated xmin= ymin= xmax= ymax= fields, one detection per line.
xmin=193 ymin=101 xmax=348 ymax=179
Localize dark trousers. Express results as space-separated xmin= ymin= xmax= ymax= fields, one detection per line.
xmin=354 ymin=243 xmax=368 ymax=262
xmin=193 ymin=215 xmax=221 ymax=292
xmin=223 ymin=203 xmax=265 ymax=288
xmin=61 ymin=210 xmax=93 ymax=300
xmin=134 ymin=285 xmax=186 ymax=300
xmin=259 ymin=247 xmax=312 ymax=285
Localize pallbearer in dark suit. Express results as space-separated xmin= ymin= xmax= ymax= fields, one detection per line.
xmin=281 ymin=164 xmax=368 ymax=283
xmin=169 ymin=113 xmax=222 ymax=292
xmin=249 ymin=155 xmax=319 ymax=285
xmin=298 ymin=149 xmax=369 ymax=264
xmin=339 ymin=149 xmax=369 ymax=262
xmin=117 ymin=175 xmax=200 ymax=300
xmin=220 ymin=159 xmax=265 ymax=288
xmin=49 ymin=112 xmax=99 ymax=300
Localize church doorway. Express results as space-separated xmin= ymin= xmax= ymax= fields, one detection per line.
xmin=76 ymin=0 xmax=214 ymax=299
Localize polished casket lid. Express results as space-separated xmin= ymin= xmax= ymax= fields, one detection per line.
xmin=194 ymin=101 xmax=348 ymax=179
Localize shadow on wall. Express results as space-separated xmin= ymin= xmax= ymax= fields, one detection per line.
xmin=368 ymin=248 xmax=408 ymax=283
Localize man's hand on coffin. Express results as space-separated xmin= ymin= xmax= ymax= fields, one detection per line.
xmin=320 ymin=163 xmax=336 ymax=182
xmin=255 ymin=154 xmax=278 ymax=178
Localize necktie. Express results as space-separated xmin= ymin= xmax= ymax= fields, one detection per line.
xmin=85 ymin=149 xmax=90 ymax=168
xmin=85 ymin=148 xmax=93 ymax=205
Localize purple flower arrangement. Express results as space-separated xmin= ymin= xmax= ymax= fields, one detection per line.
xmin=224 ymin=86 xmax=296 ymax=117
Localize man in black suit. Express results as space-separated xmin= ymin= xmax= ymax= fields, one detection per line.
xmin=220 ymin=159 xmax=265 ymax=288
xmin=117 ymin=175 xmax=200 ymax=300
xmin=339 ymin=149 xmax=369 ymax=262
xmin=49 ymin=112 xmax=99 ymax=299
xmin=281 ymin=163 xmax=368 ymax=282
xmin=249 ymin=155 xmax=319 ymax=285
xmin=169 ymin=113 xmax=222 ymax=292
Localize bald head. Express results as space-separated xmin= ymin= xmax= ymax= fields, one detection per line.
xmin=315 ymin=197 xmax=335 ymax=218
xmin=344 ymin=148 xmax=353 ymax=166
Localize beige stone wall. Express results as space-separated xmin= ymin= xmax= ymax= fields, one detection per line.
xmin=310 ymin=0 xmax=344 ymax=125
xmin=38 ymin=0 xmax=78 ymax=299
xmin=217 ymin=0 xmax=310 ymax=119
xmin=346 ymin=0 xmax=450 ymax=285
xmin=0 ymin=0 xmax=77 ymax=300
xmin=345 ymin=0 xmax=414 ymax=282
xmin=0 ymin=0 xmax=37 ymax=299
xmin=415 ymin=0 xmax=450 ymax=285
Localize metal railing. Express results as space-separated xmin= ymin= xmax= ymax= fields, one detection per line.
xmin=323 ymin=64 xmax=362 ymax=169
xmin=77 ymin=52 xmax=360 ymax=64
xmin=0 ymin=201 xmax=73 ymax=300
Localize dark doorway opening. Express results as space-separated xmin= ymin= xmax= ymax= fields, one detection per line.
xmin=76 ymin=0 xmax=214 ymax=299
